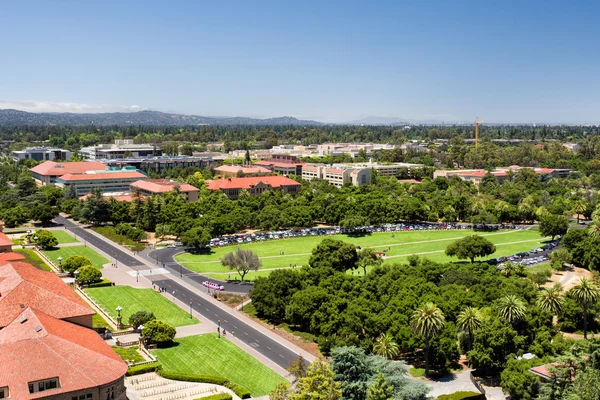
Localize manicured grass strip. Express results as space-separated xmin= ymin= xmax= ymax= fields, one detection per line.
xmin=152 ymin=334 xmax=285 ymax=397
xmin=49 ymin=230 xmax=79 ymax=244
xmin=43 ymin=246 xmax=109 ymax=269
xmin=92 ymin=226 xmax=145 ymax=252
xmin=527 ymin=263 xmax=552 ymax=275
xmin=112 ymin=346 xmax=145 ymax=363
xmin=409 ymin=367 xmax=425 ymax=377
xmin=176 ymin=229 xmax=545 ymax=277
xmin=92 ymin=313 xmax=112 ymax=329
xmin=84 ymin=286 xmax=199 ymax=327
xmin=13 ymin=249 xmax=53 ymax=271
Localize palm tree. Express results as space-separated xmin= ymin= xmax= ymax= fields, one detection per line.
xmin=573 ymin=201 xmax=587 ymax=225
xmin=537 ymin=283 xmax=564 ymax=322
xmin=589 ymin=220 xmax=600 ymax=238
xmin=518 ymin=201 xmax=533 ymax=224
xmin=373 ymin=333 xmax=399 ymax=360
xmin=410 ymin=302 xmax=445 ymax=376
xmin=496 ymin=295 xmax=526 ymax=325
xmin=501 ymin=261 xmax=517 ymax=277
xmin=495 ymin=200 xmax=510 ymax=223
xmin=456 ymin=307 xmax=482 ymax=351
xmin=569 ymin=277 xmax=600 ymax=339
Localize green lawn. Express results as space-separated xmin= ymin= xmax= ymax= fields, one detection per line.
xmin=13 ymin=249 xmax=53 ymax=271
xmin=43 ymin=246 xmax=109 ymax=269
xmin=49 ymin=230 xmax=79 ymax=244
xmin=84 ymin=286 xmax=199 ymax=327
xmin=177 ymin=229 xmax=547 ymax=280
xmin=112 ymin=346 xmax=145 ymax=363
xmin=92 ymin=313 xmax=112 ymax=329
xmin=152 ymin=334 xmax=285 ymax=396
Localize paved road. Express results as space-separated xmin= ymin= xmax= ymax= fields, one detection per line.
xmin=54 ymin=216 xmax=143 ymax=267
xmin=53 ymin=216 xmax=297 ymax=370
xmin=147 ymin=247 xmax=253 ymax=294
xmin=152 ymin=277 xmax=298 ymax=369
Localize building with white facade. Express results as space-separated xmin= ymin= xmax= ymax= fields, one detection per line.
xmin=12 ymin=147 xmax=71 ymax=162
xmin=79 ymin=139 xmax=161 ymax=160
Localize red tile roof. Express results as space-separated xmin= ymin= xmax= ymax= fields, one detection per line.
xmin=30 ymin=161 xmax=106 ymax=177
xmin=131 ymin=179 xmax=198 ymax=194
xmin=302 ymin=165 xmax=319 ymax=171
xmin=326 ymin=168 xmax=345 ymax=174
xmin=0 ymin=252 xmax=25 ymax=262
xmin=0 ymin=232 xmax=12 ymax=247
xmin=206 ymin=176 xmax=301 ymax=191
xmin=0 ymin=261 xmax=94 ymax=328
xmin=79 ymin=193 xmax=138 ymax=202
xmin=58 ymin=171 xmax=146 ymax=181
xmin=214 ymin=165 xmax=271 ymax=174
xmin=0 ymin=308 xmax=127 ymax=399
xmin=254 ymin=160 xmax=304 ymax=168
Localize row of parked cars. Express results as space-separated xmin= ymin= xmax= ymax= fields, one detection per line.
xmin=491 ymin=239 xmax=561 ymax=268
xmin=208 ymin=223 xmax=526 ymax=248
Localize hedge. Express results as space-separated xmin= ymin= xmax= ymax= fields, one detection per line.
xmin=126 ymin=362 xmax=161 ymax=376
xmin=89 ymin=278 xmax=113 ymax=288
xmin=437 ymin=392 xmax=485 ymax=400
xmin=158 ymin=370 xmax=251 ymax=399
xmin=193 ymin=394 xmax=232 ymax=400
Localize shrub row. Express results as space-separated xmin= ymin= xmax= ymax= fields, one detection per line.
xmin=158 ymin=370 xmax=251 ymax=399
xmin=437 ymin=392 xmax=485 ymax=400
xmin=89 ymin=278 xmax=113 ymax=288
xmin=193 ymin=394 xmax=232 ymax=400
xmin=126 ymin=362 xmax=161 ymax=376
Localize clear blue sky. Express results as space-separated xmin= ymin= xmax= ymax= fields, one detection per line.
xmin=1 ymin=0 xmax=599 ymax=123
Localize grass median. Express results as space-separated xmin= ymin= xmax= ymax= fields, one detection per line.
xmin=42 ymin=246 xmax=109 ymax=269
xmin=84 ymin=286 xmax=199 ymax=327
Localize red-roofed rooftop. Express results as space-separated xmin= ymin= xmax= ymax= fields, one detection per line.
xmin=58 ymin=171 xmax=146 ymax=182
xmin=131 ymin=179 xmax=198 ymax=193
xmin=30 ymin=161 xmax=106 ymax=177
xmin=0 ymin=307 xmax=127 ymax=399
xmin=206 ymin=176 xmax=301 ymax=190
xmin=0 ymin=261 xmax=94 ymax=328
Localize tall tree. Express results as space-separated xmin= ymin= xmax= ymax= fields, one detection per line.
xmin=574 ymin=201 xmax=587 ymax=225
xmin=221 ymin=248 xmax=262 ymax=281
xmin=373 ymin=333 xmax=399 ymax=360
xmin=569 ymin=277 xmax=600 ymax=339
xmin=456 ymin=307 xmax=482 ymax=352
xmin=539 ymin=214 xmax=569 ymax=240
xmin=537 ymin=283 xmax=564 ymax=318
xmin=290 ymin=358 xmax=342 ymax=400
xmin=445 ymin=235 xmax=496 ymax=263
xmin=496 ymin=295 xmax=527 ymax=325
xmin=357 ymin=248 xmax=383 ymax=277
xmin=308 ymin=239 xmax=358 ymax=272
xmin=410 ymin=302 xmax=445 ymax=376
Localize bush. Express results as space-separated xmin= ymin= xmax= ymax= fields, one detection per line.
xmin=77 ymin=265 xmax=102 ymax=285
xmin=33 ymin=229 xmax=58 ymax=249
xmin=129 ymin=311 xmax=156 ymax=330
xmin=194 ymin=394 xmax=232 ymax=400
xmin=157 ymin=371 xmax=251 ymax=398
xmin=437 ymin=392 xmax=485 ymax=400
xmin=142 ymin=320 xmax=176 ymax=344
xmin=126 ymin=362 xmax=161 ymax=376
xmin=62 ymin=255 xmax=92 ymax=273
xmin=89 ymin=278 xmax=113 ymax=288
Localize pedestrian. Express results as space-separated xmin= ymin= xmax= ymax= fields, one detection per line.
xmin=173 ymin=290 xmax=176 ymax=297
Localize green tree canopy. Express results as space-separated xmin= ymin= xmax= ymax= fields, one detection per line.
xmin=221 ymin=248 xmax=262 ymax=281
xmin=308 ymin=239 xmax=358 ymax=272
xmin=445 ymin=235 xmax=496 ymax=263
xmin=33 ymin=229 xmax=58 ymax=249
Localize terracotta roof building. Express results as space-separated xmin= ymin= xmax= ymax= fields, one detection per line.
xmin=213 ymin=164 xmax=271 ymax=178
xmin=0 ymin=307 xmax=127 ymax=400
xmin=255 ymin=154 xmax=305 ymax=175
xmin=30 ymin=161 xmax=106 ymax=185
xmin=55 ymin=170 xmax=148 ymax=196
xmin=0 ymin=261 xmax=95 ymax=328
xmin=205 ymin=176 xmax=301 ymax=199
xmin=130 ymin=179 xmax=199 ymax=202
xmin=433 ymin=166 xmax=572 ymax=187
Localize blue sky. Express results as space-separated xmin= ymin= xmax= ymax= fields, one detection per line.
xmin=1 ymin=0 xmax=599 ymax=123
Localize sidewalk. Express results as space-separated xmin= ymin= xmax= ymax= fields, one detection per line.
xmin=63 ymin=217 xmax=314 ymax=378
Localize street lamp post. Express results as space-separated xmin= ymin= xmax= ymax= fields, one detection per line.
xmin=57 ymin=256 xmax=63 ymax=272
xmin=116 ymin=306 xmax=123 ymax=330
xmin=138 ymin=324 xmax=145 ymax=348
xmin=73 ymin=270 xmax=80 ymax=286
xmin=180 ymin=263 xmax=182 ymax=277
xmin=136 ymin=270 xmax=139 ymax=282
xmin=218 ymin=319 xmax=221 ymax=338
xmin=189 ymin=301 xmax=193 ymax=319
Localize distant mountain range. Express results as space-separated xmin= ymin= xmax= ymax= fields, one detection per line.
xmin=0 ymin=109 xmax=323 ymax=126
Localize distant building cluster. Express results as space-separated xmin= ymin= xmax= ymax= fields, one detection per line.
xmin=433 ymin=165 xmax=572 ymax=186
xmin=79 ymin=139 xmax=160 ymax=160
xmin=205 ymin=176 xmax=301 ymax=199
xmin=302 ymin=162 xmax=423 ymax=188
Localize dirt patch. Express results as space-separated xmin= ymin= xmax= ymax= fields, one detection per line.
xmin=545 ymin=266 xmax=592 ymax=290
xmin=217 ymin=293 xmax=248 ymax=308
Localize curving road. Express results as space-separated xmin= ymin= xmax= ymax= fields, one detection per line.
xmin=53 ymin=216 xmax=298 ymax=370
xmin=145 ymin=247 xmax=253 ymax=294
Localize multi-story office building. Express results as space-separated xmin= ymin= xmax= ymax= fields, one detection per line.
xmin=98 ymin=155 xmax=224 ymax=173
xmin=205 ymin=176 xmax=301 ymax=199
xmin=55 ymin=168 xmax=148 ymax=195
xmin=30 ymin=161 xmax=107 ymax=185
xmin=12 ymin=147 xmax=72 ymax=162
xmin=79 ymin=139 xmax=161 ymax=160
xmin=254 ymin=154 xmax=304 ymax=175
xmin=301 ymin=165 xmax=371 ymax=187
xmin=130 ymin=179 xmax=200 ymax=202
